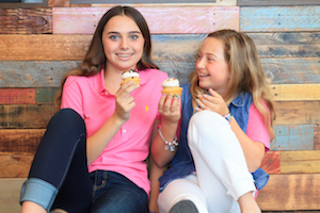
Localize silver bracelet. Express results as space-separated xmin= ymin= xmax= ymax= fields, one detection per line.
xmin=158 ymin=127 xmax=178 ymax=151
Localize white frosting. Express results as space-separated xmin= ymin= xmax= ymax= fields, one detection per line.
xmin=162 ymin=78 xmax=180 ymax=87
xmin=122 ymin=70 xmax=139 ymax=79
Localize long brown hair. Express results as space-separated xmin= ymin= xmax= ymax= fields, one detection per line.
xmin=190 ymin=29 xmax=276 ymax=139
xmin=54 ymin=5 xmax=158 ymax=109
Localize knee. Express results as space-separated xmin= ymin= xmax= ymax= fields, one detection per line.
xmin=188 ymin=111 xmax=227 ymax=144
xmin=48 ymin=109 xmax=86 ymax=137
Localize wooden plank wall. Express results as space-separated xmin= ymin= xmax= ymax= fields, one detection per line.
xmin=0 ymin=0 xmax=320 ymax=212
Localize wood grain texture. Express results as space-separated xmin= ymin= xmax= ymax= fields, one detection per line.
xmin=271 ymin=125 xmax=314 ymax=151
xmin=256 ymin=174 xmax=320 ymax=210
xmin=52 ymin=6 xmax=239 ymax=34
xmin=0 ymin=8 xmax=52 ymax=34
xmin=0 ymin=104 xmax=56 ymax=129
xmin=36 ymin=87 xmax=59 ymax=103
xmin=280 ymin=150 xmax=320 ymax=174
xmin=238 ymin=0 xmax=320 ymax=6
xmin=315 ymin=124 xmax=320 ymax=150
xmin=240 ymin=6 xmax=320 ymax=32
xmin=0 ymin=35 xmax=91 ymax=61
xmin=91 ymin=1 xmax=237 ymax=6
xmin=261 ymin=151 xmax=280 ymax=174
xmin=0 ymin=88 xmax=35 ymax=104
xmin=0 ymin=154 xmax=33 ymax=178
xmin=0 ymin=129 xmax=45 ymax=154
xmin=271 ymin=84 xmax=320 ymax=101
xmin=0 ymin=101 xmax=318 ymax=128
xmin=274 ymin=101 xmax=320 ymax=125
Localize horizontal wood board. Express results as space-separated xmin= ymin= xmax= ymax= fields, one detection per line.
xmin=256 ymin=174 xmax=320 ymax=210
xmin=240 ymin=6 xmax=320 ymax=32
xmin=52 ymin=6 xmax=240 ymax=34
xmin=0 ymin=8 xmax=52 ymax=34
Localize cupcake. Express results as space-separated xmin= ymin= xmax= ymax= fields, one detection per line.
xmin=161 ymin=78 xmax=183 ymax=96
xmin=121 ymin=69 xmax=140 ymax=85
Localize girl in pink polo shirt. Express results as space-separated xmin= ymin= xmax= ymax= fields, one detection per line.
xmin=20 ymin=5 xmax=168 ymax=213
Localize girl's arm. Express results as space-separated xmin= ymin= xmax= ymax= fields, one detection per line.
xmin=62 ymin=78 xmax=140 ymax=165
xmin=151 ymin=94 xmax=181 ymax=168
xmin=148 ymin=119 xmax=166 ymax=213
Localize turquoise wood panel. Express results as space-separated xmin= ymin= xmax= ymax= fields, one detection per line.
xmin=271 ymin=124 xmax=314 ymax=151
xmin=240 ymin=6 xmax=320 ymax=32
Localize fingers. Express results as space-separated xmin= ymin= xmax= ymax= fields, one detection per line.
xmin=158 ymin=93 xmax=181 ymax=123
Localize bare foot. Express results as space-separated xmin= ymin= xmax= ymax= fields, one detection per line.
xmin=21 ymin=201 xmax=46 ymax=213
xmin=238 ymin=192 xmax=261 ymax=213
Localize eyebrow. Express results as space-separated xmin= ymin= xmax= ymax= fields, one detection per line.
xmin=107 ymin=31 xmax=142 ymax=34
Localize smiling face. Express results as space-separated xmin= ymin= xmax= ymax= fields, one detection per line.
xmin=102 ymin=15 xmax=145 ymax=73
xmin=196 ymin=37 xmax=230 ymax=97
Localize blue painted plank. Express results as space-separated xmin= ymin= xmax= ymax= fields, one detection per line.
xmin=271 ymin=124 xmax=314 ymax=151
xmin=240 ymin=6 xmax=320 ymax=32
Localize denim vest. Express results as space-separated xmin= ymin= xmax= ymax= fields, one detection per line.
xmin=159 ymin=83 xmax=269 ymax=192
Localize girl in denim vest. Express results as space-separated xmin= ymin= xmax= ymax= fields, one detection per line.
xmin=152 ymin=29 xmax=276 ymax=213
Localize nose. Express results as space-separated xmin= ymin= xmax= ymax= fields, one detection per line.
xmin=196 ymin=57 xmax=205 ymax=70
xmin=120 ymin=38 xmax=129 ymax=49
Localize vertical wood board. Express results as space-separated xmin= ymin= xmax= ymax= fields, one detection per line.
xmin=52 ymin=6 xmax=239 ymax=34
xmin=240 ymin=6 xmax=320 ymax=32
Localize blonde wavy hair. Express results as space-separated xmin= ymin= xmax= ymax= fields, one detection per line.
xmin=189 ymin=29 xmax=276 ymax=139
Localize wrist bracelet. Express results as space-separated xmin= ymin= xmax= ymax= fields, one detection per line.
xmin=223 ymin=112 xmax=232 ymax=123
xmin=158 ymin=127 xmax=178 ymax=152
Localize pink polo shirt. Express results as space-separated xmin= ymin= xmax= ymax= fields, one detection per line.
xmin=61 ymin=68 xmax=168 ymax=195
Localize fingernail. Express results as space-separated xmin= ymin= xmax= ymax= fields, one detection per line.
xmin=194 ymin=108 xmax=198 ymax=112
xmin=195 ymin=99 xmax=199 ymax=102
xmin=202 ymin=94 xmax=206 ymax=98
xmin=163 ymin=93 xmax=166 ymax=97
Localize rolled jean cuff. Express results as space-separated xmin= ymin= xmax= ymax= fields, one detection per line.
xmin=20 ymin=178 xmax=58 ymax=211
xmin=226 ymin=178 xmax=256 ymax=200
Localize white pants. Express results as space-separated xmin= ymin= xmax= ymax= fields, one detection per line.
xmin=158 ymin=111 xmax=256 ymax=213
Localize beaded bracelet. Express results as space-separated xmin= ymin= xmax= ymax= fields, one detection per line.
xmin=158 ymin=127 xmax=179 ymax=152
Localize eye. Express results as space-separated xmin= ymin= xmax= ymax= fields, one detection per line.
xmin=207 ymin=57 xmax=214 ymax=62
xmin=130 ymin=34 xmax=139 ymax=40
xmin=109 ymin=35 xmax=119 ymax=40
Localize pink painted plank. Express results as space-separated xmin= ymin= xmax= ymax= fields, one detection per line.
xmin=52 ymin=6 xmax=239 ymax=34
xmin=261 ymin=151 xmax=280 ymax=174
xmin=0 ymin=88 xmax=36 ymax=104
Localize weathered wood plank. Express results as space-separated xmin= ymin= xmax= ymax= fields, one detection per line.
xmin=271 ymin=124 xmax=314 ymax=151
xmin=0 ymin=104 xmax=56 ymax=129
xmin=36 ymin=87 xmax=59 ymax=103
xmin=0 ymin=35 xmax=91 ymax=61
xmin=261 ymin=151 xmax=280 ymax=174
xmin=0 ymin=178 xmax=25 ymax=213
xmin=315 ymin=124 xmax=320 ymax=150
xmin=274 ymin=101 xmax=320 ymax=125
xmin=280 ymin=150 xmax=320 ymax=174
xmin=2 ymin=33 xmax=320 ymax=61
xmin=0 ymin=61 xmax=79 ymax=87
xmin=0 ymin=154 xmax=33 ymax=178
xmin=256 ymin=174 xmax=320 ymax=210
xmin=48 ymin=0 xmax=70 ymax=7
xmin=271 ymin=84 xmax=320 ymax=101
xmin=238 ymin=0 xmax=320 ymax=6
xmin=91 ymin=1 xmax=237 ymax=6
xmin=52 ymin=6 xmax=239 ymax=34
xmin=0 ymin=129 xmax=45 ymax=154
xmin=0 ymin=101 xmax=318 ymax=129
xmin=0 ymin=8 xmax=52 ymax=34
xmin=1 ymin=58 xmax=319 ymax=87
xmin=0 ymin=88 xmax=35 ymax=104
xmin=240 ymin=6 xmax=320 ymax=32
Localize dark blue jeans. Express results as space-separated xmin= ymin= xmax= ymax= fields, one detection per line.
xmin=20 ymin=109 xmax=149 ymax=213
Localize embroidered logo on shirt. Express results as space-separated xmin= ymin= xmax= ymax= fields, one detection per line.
xmin=145 ymin=105 xmax=149 ymax=112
